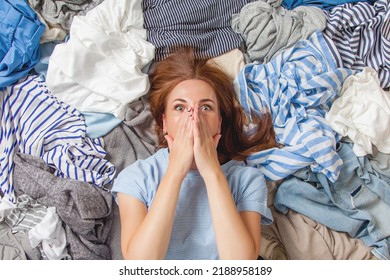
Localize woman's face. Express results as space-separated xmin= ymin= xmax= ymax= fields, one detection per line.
xmin=163 ymin=79 xmax=222 ymax=138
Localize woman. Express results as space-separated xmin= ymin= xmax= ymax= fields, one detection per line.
xmin=112 ymin=48 xmax=276 ymax=260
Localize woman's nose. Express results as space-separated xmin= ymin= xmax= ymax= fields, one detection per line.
xmin=186 ymin=107 xmax=194 ymax=116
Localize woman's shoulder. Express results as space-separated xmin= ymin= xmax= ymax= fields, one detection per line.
xmin=223 ymin=160 xmax=266 ymax=185
xmin=115 ymin=148 xmax=168 ymax=180
xmin=223 ymin=160 xmax=264 ymax=174
xmin=112 ymin=148 xmax=169 ymax=195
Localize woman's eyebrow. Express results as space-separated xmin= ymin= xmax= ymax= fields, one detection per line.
xmin=171 ymin=98 xmax=216 ymax=103
xmin=198 ymin=99 xmax=216 ymax=103
xmin=172 ymin=98 xmax=187 ymax=103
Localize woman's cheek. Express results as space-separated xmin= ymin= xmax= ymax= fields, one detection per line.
xmin=203 ymin=114 xmax=220 ymax=135
xmin=166 ymin=116 xmax=181 ymax=137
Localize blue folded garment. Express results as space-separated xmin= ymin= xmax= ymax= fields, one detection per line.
xmin=0 ymin=0 xmax=45 ymax=89
xmin=282 ymin=0 xmax=373 ymax=10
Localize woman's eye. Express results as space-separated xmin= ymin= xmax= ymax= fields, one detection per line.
xmin=174 ymin=105 xmax=185 ymax=111
xmin=199 ymin=105 xmax=212 ymax=111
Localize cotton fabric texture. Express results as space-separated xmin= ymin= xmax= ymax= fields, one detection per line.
xmin=0 ymin=0 xmax=45 ymax=90
xmin=274 ymin=142 xmax=390 ymax=259
xmin=232 ymin=0 xmax=327 ymax=63
xmin=235 ymin=30 xmax=353 ymax=183
xmin=0 ymin=75 xmax=116 ymax=203
xmin=326 ymin=67 xmax=390 ymax=156
xmin=323 ymin=0 xmax=390 ymax=88
xmin=112 ymin=148 xmax=272 ymax=260
xmin=46 ymin=0 xmax=155 ymax=120
xmin=13 ymin=153 xmax=114 ymax=260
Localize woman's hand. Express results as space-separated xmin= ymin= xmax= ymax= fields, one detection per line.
xmin=164 ymin=112 xmax=194 ymax=177
xmin=193 ymin=107 xmax=222 ymax=178
xmin=192 ymin=107 xmax=259 ymax=260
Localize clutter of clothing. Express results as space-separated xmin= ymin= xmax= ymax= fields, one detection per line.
xmin=1 ymin=0 xmax=389 ymax=260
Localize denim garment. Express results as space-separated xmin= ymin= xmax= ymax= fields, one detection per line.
xmin=274 ymin=142 xmax=390 ymax=259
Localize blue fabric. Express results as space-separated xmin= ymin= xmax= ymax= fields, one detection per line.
xmin=274 ymin=142 xmax=390 ymax=260
xmin=0 ymin=0 xmax=45 ymax=90
xmin=1 ymin=75 xmax=116 ymax=203
xmin=33 ymin=42 xmax=57 ymax=79
xmin=34 ymin=36 xmax=69 ymax=79
xmin=112 ymin=148 xmax=272 ymax=260
xmin=82 ymin=112 xmax=122 ymax=139
xmin=282 ymin=0 xmax=373 ymax=10
xmin=235 ymin=30 xmax=354 ymax=183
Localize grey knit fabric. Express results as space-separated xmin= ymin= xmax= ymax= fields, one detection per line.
xmin=13 ymin=153 xmax=113 ymax=260
xmin=232 ymin=0 xmax=327 ymax=63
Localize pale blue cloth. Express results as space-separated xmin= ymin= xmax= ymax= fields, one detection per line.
xmin=274 ymin=142 xmax=390 ymax=260
xmin=82 ymin=112 xmax=122 ymax=139
xmin=112 ymin=148 xmax=272 ymax=260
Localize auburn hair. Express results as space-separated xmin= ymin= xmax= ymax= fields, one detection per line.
xmin=148 ymin=48 xmax=276 ymax=163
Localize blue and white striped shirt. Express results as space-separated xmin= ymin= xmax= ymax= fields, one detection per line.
xmin=143 ymin=0 xmax=257 ymax=60
xmin=323 ymin=0 xmax=390 ymax=88
xmin=235 ymin=30 xmax=354 ymax=183
xmin=0 ymin=75 xmax=116 ymax=203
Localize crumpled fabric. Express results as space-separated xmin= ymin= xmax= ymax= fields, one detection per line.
xmin=282 ymin=0 xmax=374 ymax=10
xmin=232 ymin=0 xmax=327 ymax=63
xmin=29 ymin=207 xmax=70 ymax=260
xmin=0 ymin=223 xmax=28 ymax=260
xmin=326 ymin=67 xmax=390 ymax=156
xmin=103 ymin=96 xmax=158 ymax=178
xmin=46 ymin=0 xmax=155 ymax=120
xmin=0 ymin=75 xmax=116 ymax=204
xmin=14 ymin=153 xmax=113 ymax=260
xmin=0 ymin=0 xmax=45 ymax=89
xmin=235 ymin=31 xmax=354 ymax=182
xmin=323 ymin=0 xmax=390 ymax=88
xmin=143 ymin=0 xmax=256 ymax=61
xmin=28 ymin=0 xmax=105 ymax=31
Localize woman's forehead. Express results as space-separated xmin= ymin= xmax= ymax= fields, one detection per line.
xmin=167 ymin=79 xmax=218 ymax=103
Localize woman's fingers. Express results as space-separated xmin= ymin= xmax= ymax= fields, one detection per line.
xmin=193 ymin=106 xmax=214 ymax=145
xmin=213 ymin=133 xmax=221 ymax=149
xmin=192 ymin=107 xmax=221 ymax=175
xmin=164 ymin=134 xmax=174 ymax=151
xmin=166 ymin=112 xmax=194 ymax=174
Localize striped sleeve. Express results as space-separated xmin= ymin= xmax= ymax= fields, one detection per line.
xmin=235 ymin=30 xmax=353 ymax=183
xmin=0 ymin=76 xmax=116 ymax=203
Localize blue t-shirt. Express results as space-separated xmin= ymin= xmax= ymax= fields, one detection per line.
xmin=112 ymin=148 xmax=272 ymax=260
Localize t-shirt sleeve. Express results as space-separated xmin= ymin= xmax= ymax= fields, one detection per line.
xmin=235 ymin=167 xmax=273 ymax=225
xmin=111 ymin=160 xmax=156 ymax=208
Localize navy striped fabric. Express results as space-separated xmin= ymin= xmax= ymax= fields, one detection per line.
xmin=235 ymin=31 xmax=354 ymax=183
xmin=323 ymin=0 xmax=390 ymax=88
xmin=0 ymin=76 xmax=116 ymax=203
xmin=143 ymin=0 xmax=256 ymax=60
